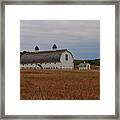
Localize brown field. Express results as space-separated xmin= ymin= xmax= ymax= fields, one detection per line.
xmin=20 ymin=69 xmax=100 ymax=100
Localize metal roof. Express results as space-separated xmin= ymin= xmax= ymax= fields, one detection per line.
xmin=20 ymin=49 xmax=68 ymax=64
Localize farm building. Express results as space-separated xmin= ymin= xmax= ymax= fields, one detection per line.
xmin=20 ymin=46 xmax=74 ymax=70
xmin=79 ymin=62 xmax=91 ymax=70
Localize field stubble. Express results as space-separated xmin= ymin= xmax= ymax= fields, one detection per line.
xmin=20 ymin=69 xmax=100 ymax=100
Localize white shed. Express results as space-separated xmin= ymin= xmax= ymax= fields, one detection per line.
xmin=79 ymin=62 xmax=90 ymax=70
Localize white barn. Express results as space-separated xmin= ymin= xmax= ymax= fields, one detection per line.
xmin=79 ymin=62 xmax=90 ymax=70
xmin=20 ymin=49 xmax=74 ymax=70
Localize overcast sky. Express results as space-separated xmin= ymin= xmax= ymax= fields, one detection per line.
xmin=20 ymin=20 xmax=100 ymax=60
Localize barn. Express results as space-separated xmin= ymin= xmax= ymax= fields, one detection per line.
xmin=20 ymin=46 xmax=74 ymax=70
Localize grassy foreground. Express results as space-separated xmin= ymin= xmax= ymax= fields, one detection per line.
xmin=20 ymin=69 xmax=100 ymax=100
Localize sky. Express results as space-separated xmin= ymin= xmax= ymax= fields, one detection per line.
xmin=20 ymin=20 xmax=100 ymax=60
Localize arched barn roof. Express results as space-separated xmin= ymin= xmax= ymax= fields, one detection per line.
xmin=20 ymin=49 xmax=71 ymax=64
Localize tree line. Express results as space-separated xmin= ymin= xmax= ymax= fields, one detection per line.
xmin=74 ymin=59 xmax=100 ymax=66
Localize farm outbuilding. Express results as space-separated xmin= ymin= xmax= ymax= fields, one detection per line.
xmin=20 ymin=46 xmax=74 ymax=70
xmin=79 ymin=62 xmax=91 ymax=70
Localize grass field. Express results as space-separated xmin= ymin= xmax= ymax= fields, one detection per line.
xmin=20 ymin=69 xmax=100 ymax=100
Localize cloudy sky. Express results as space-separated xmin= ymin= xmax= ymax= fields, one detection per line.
xmin=20 ymin=20 xmax=100 ymax=60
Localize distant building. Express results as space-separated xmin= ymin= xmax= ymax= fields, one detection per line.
xmin=79 ymin=62 xmax=90 ymax=70
xmin=20 ymin=46 xmax=74 ymax=70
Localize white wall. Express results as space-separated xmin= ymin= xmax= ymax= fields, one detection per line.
xmin=20 ymin=64 xmax=36 ymax=69
xmin=60 ymin=51 xmax=74 ymax=69
xmin=41 ymin=62 xmax=62 ymax=69
xmin=79 ymin=64 xmax=90 ymax=70
xmin=20 ymin=62 xmax=62 ymax=69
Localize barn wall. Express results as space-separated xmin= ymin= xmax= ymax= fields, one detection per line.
xmin=20 ymin=62 xmax=62 ymax=69
xmin=60 ymin=51 xmax=74 ymax=69
xmin=20 ymin=64 xmax=36 ymax=69
xmin=41 ymin=62 xmax=61 ymax=69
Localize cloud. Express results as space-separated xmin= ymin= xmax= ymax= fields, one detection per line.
xmin=20 ymin=20 xmax=100 ymax=59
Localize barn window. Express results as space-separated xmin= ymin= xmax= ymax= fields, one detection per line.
xmin=65 ymin=54 xmax=68 ymax=61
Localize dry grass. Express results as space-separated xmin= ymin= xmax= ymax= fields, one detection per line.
xmin=20 ymin=69 xmax=100 ymax=100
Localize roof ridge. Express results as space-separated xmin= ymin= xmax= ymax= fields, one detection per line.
xmin=23 ymin=49 xmax=67 ymax=55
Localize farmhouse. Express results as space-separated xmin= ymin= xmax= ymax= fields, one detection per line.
xmin=79 ymin=62 xmax=91 ymax=70
xmin=20 ymin=45 xmax=74 ymax=70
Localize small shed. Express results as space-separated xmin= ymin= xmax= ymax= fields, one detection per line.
xmin=79 ymin=62 xmax=90 ymax=70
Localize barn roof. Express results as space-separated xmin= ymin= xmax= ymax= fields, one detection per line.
xmin=20 ymin=49 xmax=69 ymax=64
